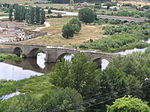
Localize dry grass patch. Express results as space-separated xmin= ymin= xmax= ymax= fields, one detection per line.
xmin=20 ymin=17 xmax=107 ymax=47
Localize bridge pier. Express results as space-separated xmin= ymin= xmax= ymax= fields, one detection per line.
xmin=45 ymin=48 xmax=58 ymax=63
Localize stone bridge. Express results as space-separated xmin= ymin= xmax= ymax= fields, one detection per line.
xmin=0 ymin=43 xmax=119 ymax=63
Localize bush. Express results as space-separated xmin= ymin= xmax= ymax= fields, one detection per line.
xmin=142 ymin=5 xmax=150 ymax=10
xmin=62 ymin=18 xmax=82 ymax=38
xmin=79 ymin=8 xmax=96 ymax=24
xmin=69 ymin=18 xmax=81 ymax=32
xmin=62 ymin=23 xmax=75 ymax=38
xmin=107 ymin=96 xmax=150 ymax=112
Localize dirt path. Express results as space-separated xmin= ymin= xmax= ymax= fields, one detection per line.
xmin=33 ymin=22 xmax=50 ymax=31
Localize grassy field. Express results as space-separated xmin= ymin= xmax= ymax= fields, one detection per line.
xmin=118 ymin=1 xmax=150 ymax=6
xmin=20 ymin=17 xmax=107 ymax=47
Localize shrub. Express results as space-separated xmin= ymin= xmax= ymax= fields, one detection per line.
xmin=62 ymin=23 xmax=75 ymax=38
xmin=79 ymin=8 xmax=96 ymax=24
xmin=107 ymin=96 xmax=150 ymax=112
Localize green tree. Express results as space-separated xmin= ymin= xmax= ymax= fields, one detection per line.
xmin=50 ymin=53 xmax=99 ymax=97
xmin=62 ymin=23 xmax=75 ymax=38
xmin=9 ymin=7 xmax=13 ymax=21
xmin=107 ymin=96 xmax=150 ymax=112
xmin=40 ymin=8 xmax=45 ymax=24
xmin=0 ymin=88 xmax=84 ymax=112
xmin=70 ymin=0 xmax=74 ymax=6
xmin=14 ymin=5 xmax=26 ymax=22
xmin=34 ymin=6 xmax=41 ymax=24
xmin=40 ymin=88 xmax=85 ymax=112
xmin=78 ymin=8 xmax=96 ymax=24
xmin=69 ymin=18 xmax=81 ymax=32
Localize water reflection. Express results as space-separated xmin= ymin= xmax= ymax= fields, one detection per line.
xmin=1 ymin=91 xmax=21 ymax=100
xmin=64 ymin=54 xmax=74 ymax=61
xmin=141 ymin=38 xmax=150 ymax=44
xmin=37 ymin=53 xmax=46 ymax=69
xmin=115 ymin=47 xmax=147 ymax=55
xmin=101 ymin=59 xmax=109 ymax=70
xmin=0 ymin=62 xmax=43 ymax=81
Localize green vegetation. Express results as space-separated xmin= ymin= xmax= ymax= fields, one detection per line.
xmin=79 ymin=23 xmax=150 ymax=52
xmin=0 ymin=53 xmax=21 ymax=62
xmin=112 ymin=10 xmax=150 ymax=18
xmin=62 ymin=18 xmax=81 ymax=38
xmin=50 ymin=53 xmax=99 ymax=98
xmin=8 ymin=7 xmax=13 ymax=21
xmin=107 ymin=96 xmax=150 ymax=112
xmin=79 ymin=8 xmax=96 ymax=24
xmin=0 ymin=87 xmax=85 ymax=112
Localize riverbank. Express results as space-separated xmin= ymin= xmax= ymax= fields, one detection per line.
xmin=79 ymin=23 xmax=150 ymax=52
xmin=0 ymin=53 xmax=21 ymax=62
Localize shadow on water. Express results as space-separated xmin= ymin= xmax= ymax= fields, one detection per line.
xmin=0 ymin=53 xmax=55 ymax=81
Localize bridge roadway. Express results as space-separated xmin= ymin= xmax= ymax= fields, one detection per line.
xmin=0 ymin=43 xmax=119 ymax=63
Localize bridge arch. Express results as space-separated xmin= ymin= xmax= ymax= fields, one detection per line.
xmin=57 ymin=53 xmax=74 ymax=61
xmin=93 ymin=58 xmax=102 ymax=68
xmin=13 ymin=47 xmax=23 ymax=57
xmin=27 ymin=48 xmax=45 ymax=58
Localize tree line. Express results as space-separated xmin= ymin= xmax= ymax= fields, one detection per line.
xmin=9 ymin=5 xmax=45 ymax=24
xmin=51 ymin=0 xmax=111 ymax=3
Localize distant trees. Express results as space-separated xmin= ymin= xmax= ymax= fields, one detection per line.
xmin=51 ymin=0 xmax=111 ymax=3
xmin=9 ymin=5 xmax=45 ymax=24
xmin=14 ymin=5 xmax=26 ymax=22
xmin=70 ymin=0 xmax=74 ymax=6
xmin=79 ymin=8 xmax=96 ymax=24
xmin=107 ymin=96 xmax=150 ymax=112
xmin=62 ymin=18 xmax=81 ymax=38
xmin=26 ymin=7 xmax=45 ymax=25
xmin=9 ymin=7 xmax=13 ymax=21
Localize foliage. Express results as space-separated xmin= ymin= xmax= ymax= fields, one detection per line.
xmin=0 ymin=53 xmax=21 ymax=62
xmin=9 ymin=7 xmax=13 ymax=21
xmin=107 ymin=96 xmax=150 ymax=112
xmin=79 ymin=8 xmax=96 ymax=24
xmin=112 ymin=10 xmax=147 ymax=18
xmin=70 ymin=0 xmax=74 ymax=6
xmin=62 ymin=18 xmax=82 ymax=38
xmin=69 ymin=18 xmax=82 ymax=32
xmin=0 ymin=88 xmax=85 ymax=112
xmin=50 ymin=53 xmax=99 ymax=98
xmin=62 ymin=23 xmax=75 ymax=38
xmin=80 ymin=23 xmax=150 ymax=52
xmin=142 ymin=5 xmax=150 ymax=10
xmin=26 ymin=6 xmax=45 ymax=25
xmin=14 ymin=5 xmax=26 ymax=22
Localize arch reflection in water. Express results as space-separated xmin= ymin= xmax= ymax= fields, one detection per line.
xmin=37 ymin=53 xmax=46 ymax=69
xmin=0 ymin=62 xmax=43 ymax=81
xmin=101 ymin=59 xmax=109 ymax=70
xmin=64 ymin=54 xmax=74 ymax=61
